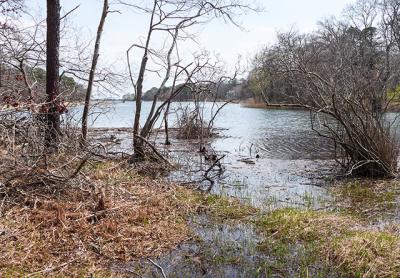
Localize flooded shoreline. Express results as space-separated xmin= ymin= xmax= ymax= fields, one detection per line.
xmin=80 ymin=101 xmax=400 ymax=277
xmin=85 ymin=102 xmax=339 ymax=209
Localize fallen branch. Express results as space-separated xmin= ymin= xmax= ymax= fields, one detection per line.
xmin=148 ymin=259 xmax=167 ymax=278
xmin=203 ymin=155 xmax=225 ymax=192
xmin=133 ymin=134 xmax=174 ymax=167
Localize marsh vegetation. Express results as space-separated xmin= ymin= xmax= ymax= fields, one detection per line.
xmin=2 ymin=0 xmax=400 ymax=277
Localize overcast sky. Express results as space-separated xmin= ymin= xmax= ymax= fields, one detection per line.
xmin=27 ymin=0 xmax=355 ymax=95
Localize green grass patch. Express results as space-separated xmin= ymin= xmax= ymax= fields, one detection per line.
xmin=331 ymin=179 xmax=399 ymax=219
xmin=175 ymin=189 xmax=258 ymax=221
xmin=255 ymin=207 xmax=400 ymax=277
xmin=256 ymin=208 xmax=355 ymax=243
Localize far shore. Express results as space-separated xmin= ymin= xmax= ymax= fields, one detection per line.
xmin=2 ymin=98 xmax=400 ymax=113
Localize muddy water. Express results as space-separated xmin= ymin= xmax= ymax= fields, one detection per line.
xmin=75 ymin=101 xmax=341 ymax=277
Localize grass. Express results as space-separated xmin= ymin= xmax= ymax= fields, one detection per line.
xmin=255 ymin=208 xmax=356 ymax=276
xmin=331 ymin=179 xmax=399 ymax=219
xmin=176 ymin=189 xmax=258 ymax=221
xmin=328 ymin=231 xmax=400 ymax=277
xmin=0 ymin=159 xmax=256 ymax=277
xmin=0 ymin=165 xmax=194 ymax=276
xmin=2 ymin=155 xmax=400 ymax=277
xmin=256 ymin=208 xmax=356 ymax=243
xmin=255 ymin=207 xmax=400 ymax=277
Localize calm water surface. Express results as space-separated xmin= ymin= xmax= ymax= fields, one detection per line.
xmin=73 ymin=101 xmax=336 ymax=208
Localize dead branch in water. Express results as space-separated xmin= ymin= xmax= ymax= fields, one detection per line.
xmin=202 ymin=154 xmax=225 ymax=192
xmin=132 ymin=134 xmax=173 ymax=167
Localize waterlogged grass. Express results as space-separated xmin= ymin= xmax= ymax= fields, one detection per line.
xmin=4 ymin=158 xmax=400 ymax=277
xmin=165 ymin=180 xmax=400 ymax=277
xmin=331 ymin=179 xmax=400 ymax=220
xmin=176 ymin=189 xmax=258 ymax=221
xmin=256 ymin=208 xmax=356 ymax=243
xmin=254 ymin=208 xmax=355 ymax=276
xmin=255 ymin=207 xmax=400 ymax=277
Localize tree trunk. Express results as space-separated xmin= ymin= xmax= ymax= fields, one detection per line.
xmin=45 ymin=0 xmax=61 ymax=149
xmin=133 ymin=56 xmax=147 ymax=157
xmin=81 ymin=0 xmax=109 ymax=146
xmin=164 ymin=100 xmax=171 ymax=145
xmin=132 ymin=1 xmax=157 ymax=159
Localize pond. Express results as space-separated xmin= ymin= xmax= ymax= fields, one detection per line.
xmin=72 ymin=101 xmax=337 ymax=209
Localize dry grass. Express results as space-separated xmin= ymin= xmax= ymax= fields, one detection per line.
xmin=327 ymin=231 xmax=400 ymax=277
xmin=0 ymin=160 xmax=199 ymax=276
xmin=0 ymin=159 xmax=257 ymax=276
xmin=331 ymin=179 xmax=400 ymax=219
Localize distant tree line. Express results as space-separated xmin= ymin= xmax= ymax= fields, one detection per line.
xmin=122 ymin=78 xmax=252 ymax=102
xmin=249 ymin=0 xmax=400 ymax=108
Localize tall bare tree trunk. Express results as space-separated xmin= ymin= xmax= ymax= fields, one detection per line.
xmin=45 ymin=0 xmax=61 ymax=149
xmin=81 ymin=0 xmax=109 ymax=146
xmin=131 ymin=1 xmax=157 ymax=159
xmin=0 ymin=45 xmax=3 ymax=88
xmin=133 ymin=56 xmax=147 ymax=157
xmin=164 ymin=100 xmax=171 ymax=145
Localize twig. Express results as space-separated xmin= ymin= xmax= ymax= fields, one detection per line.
xmin=148 ymin=259 xmax=167 ymax=278
xmin=68 ymin=158 xmax=88 ymax=179
xmin=203 ymin=155 xmax=225 ymax=192
xmin=26 ymin=258 xmax=78 ymax=277
xmin=60 ymin=5 xmax=80 ymax=20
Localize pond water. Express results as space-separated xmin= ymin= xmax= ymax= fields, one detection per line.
xmin=72 ymin=101 xmax=337 ymax=209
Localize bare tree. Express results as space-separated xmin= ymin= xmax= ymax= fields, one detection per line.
xmin=0 ymin=0 xmax=24 ymax=15
xmin=123 ymin=0 xmax=254 ymax=160
xmin=252 ymin=1 xmax=400 ymax=177
xmin=45 ymin=0 xmax=61 ymax=149
xmin=81 ymin=0 xmax=110 ymax=145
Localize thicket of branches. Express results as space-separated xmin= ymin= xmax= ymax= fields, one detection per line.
xmin=0 ymin=0 xmax=253 ymax=190
xmin=120 ymin=0 xmax=254 ymax=159
xmin=251 ymin=0 xmax=400 ymax=177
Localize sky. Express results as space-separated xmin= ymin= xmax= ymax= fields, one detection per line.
xmin=27 ymin=0 xmax=355 ymax=96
